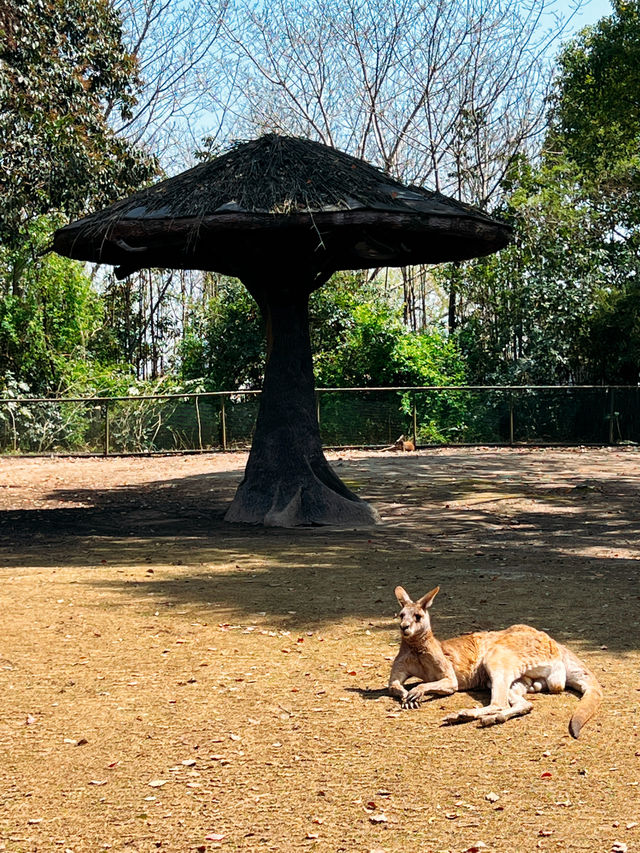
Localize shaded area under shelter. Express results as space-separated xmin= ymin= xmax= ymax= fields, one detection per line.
xmin=54 ymin=134 xmax=512 ymax=527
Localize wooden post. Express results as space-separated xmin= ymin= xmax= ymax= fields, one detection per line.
xmin=509 ymin=393 xmax=514 ymax=445
xmin=221 ymin=397 xmax=227 ymax=450
xmin=103 ymin=401 xmax=110 ymax=456
xmin=195 ymin=394 xmax=203 ymax=450
xmin=608 ymin=387 xmax=615 ymax=445
xmin=412 ymin=396 xmax=418 ymax=447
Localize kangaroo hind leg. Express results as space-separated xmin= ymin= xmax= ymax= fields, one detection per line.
xmin=443 ymin=669 xmax=516 ymax=727
xmin=478 ymin=679 xmax=533 ymax=728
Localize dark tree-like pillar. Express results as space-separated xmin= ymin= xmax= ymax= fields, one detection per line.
xmin=225 ymin=279 xmax=379 ymax=526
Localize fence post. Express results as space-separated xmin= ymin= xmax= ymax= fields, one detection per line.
xmin=195 ymin=394 xmax=203 ymax=450
xmin=608 ymin=387 xmax=615 ymax=445
xmin=103 ymin=400 xmax=110 ymax=456
xmin=221 ymin=396 xmax=227 ymax=450
xmin=412 ymin=395 xmax=418 ymax=447
xmin=509 ymin=392 xmax=515 ymax=445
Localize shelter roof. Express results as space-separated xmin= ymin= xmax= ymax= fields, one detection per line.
xmin=53 ymin=134 xmax=512 ymax=280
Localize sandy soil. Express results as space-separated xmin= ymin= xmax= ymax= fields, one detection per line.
xmin=0 ymin=447 xmax=638 ymax=853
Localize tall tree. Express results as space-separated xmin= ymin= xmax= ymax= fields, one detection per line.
xmin=212 ymin=0 xmax=586 ymax=328
xmin=544 ymin=0 xmax=640 ymax=382
xmin=454 ymin=156 xmax=608 ymax=384
xmin=0 ymin=0 xmax=157 ymax=248
xmin=548 ymin=0 xmax=640 ymax=186
xmin=113 ymin=0 xmax=233 ymax=167
xmin=217 ymin=0 xmax=583 ymax=206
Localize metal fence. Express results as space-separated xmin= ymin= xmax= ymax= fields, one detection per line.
xmin=0 ymin=385 xmax=638 ymax=455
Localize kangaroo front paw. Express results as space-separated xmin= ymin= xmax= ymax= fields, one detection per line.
xmin=401 ymin=688 xmax=425 ymax=710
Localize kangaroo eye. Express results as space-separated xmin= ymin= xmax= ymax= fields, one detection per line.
xmin=415 ymin=614 xmax=421 ymax=621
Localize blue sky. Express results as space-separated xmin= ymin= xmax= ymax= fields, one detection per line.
xmin=564 ymin=0 xmax=613 ymax=30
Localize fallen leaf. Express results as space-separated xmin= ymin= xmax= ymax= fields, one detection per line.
xmin=25 ymin=714 xmax=36 ymax=725
xmin=369 ymin=813 xmax=388 ymax=824
xmin=539 ymin=829 xmax=553 ymax=837
xmin=205 ymin=834 xmax=225 ymax=841
xmin=89 ymin=780 xmax=107 ymax=786
xmin=462 ymin=844 xmax=488 ymax=853
xmin=485 ymin=792 xmax=499 ymax=803
xmin=148 ymin=779 xmax=168 ymax=788
xmin=306 ymin=832 xmax=320 ymax=839
xmin=541 ymin=772 xmax=552 ymax=779
xmin=611 ymin=843 xmax=628 ymax=853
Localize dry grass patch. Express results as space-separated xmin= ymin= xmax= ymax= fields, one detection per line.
xmin=0 ymin=448 xmax=638 ymax=852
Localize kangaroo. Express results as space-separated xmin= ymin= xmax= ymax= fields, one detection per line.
xmin=396 ymin=435 xmax=415 ymax=452
xmin=389 ymin=585 xmax=603 ymax=738
xmin=382 ymin=435 xmax=415 ymax=452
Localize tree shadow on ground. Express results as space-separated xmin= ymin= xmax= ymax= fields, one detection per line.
xmin=77 ymin=546 xmax=638 ymax=655
xmin=0 ymin=450 xmax=638 ymax=654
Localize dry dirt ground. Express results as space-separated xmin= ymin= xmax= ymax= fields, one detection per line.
xmin=0 ymin=447 xmax=638 ymax=853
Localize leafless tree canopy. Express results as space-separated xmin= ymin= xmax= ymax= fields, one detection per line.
xmin=112 ymin=0 xmax=234 ymax=165
xmin=100 ymin=0 xmax=586 ymax=355
xmin=212 ymin=0 xmax=584 ymax=207
xmin=114 ymin=0 xmax=585 ymax=204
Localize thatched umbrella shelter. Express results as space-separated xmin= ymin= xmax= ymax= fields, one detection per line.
xmin=54 ymin=134 xmax=512 ymax=527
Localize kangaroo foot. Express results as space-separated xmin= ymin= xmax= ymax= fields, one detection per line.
xmin=478 ymin=701 xmax=533 ymax=728
xmin=443 ymin=705 xmax=501 ymax=725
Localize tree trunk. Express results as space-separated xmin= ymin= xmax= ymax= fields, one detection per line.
xmin=225 ymin=290 xmax=379 ymax=527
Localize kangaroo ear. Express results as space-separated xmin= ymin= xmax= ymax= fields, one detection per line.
xmin=394 ymin=586 xmax=412 ymax=606
xmin=417 ymin=586 xmax=440 ymax=609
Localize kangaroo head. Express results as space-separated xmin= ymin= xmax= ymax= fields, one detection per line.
xmin=394 ymin=585 xmax=439 ymax=640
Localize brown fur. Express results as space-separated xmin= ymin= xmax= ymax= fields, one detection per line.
xmin=389 ymin=585 xmax=603 ymax=737
xmin=382 ymin=435 xmax=415 ymax=452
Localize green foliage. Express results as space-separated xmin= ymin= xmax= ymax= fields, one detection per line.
xmin=180 ymin=277 xmax=266 ymax=391
xmin=454 ymin=155 xmax=633 ymax=384
xmin=541 ymin=2 xmax=640 ymax=383
xmin=458 ymin=0 xmax=640 ymax=387
xmin=580 ymin=264 xmax=640 ymax=383
xmin=0 ymin=217 xmax=106 ymax=391
xmin=314 ymin=298 xmax=465 ymax=387
xmin=0 ymin=0 xmax=158 ymax=247
xmin=177 ymin=273 xmax=468 ymax=444
xmin=549 ymin=0 xmax=640 ymax=187
xmin=179 ymin=273 xmax=467 ymax=393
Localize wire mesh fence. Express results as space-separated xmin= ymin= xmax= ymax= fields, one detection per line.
xmin=0 ymin=386 xmax=638 ymax=455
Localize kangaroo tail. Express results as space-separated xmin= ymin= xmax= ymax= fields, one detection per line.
xmin=562 ymin=647 xmax=603 ymax=738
